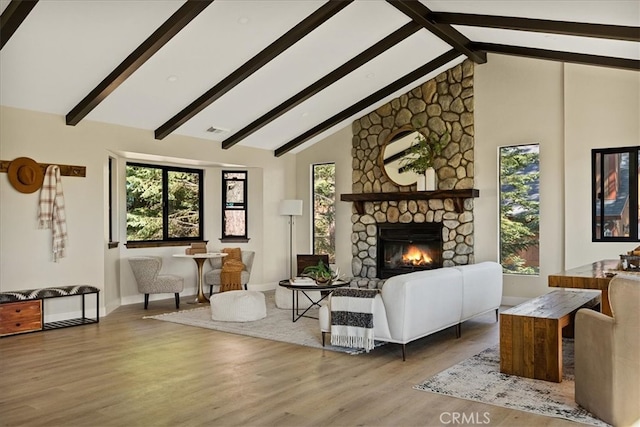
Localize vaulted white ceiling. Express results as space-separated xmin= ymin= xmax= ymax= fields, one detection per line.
xmin=1 ymin=0 xmax=638 ymax=156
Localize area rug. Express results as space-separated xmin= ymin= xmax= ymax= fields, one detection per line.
xmin=144 ymin=291 xmax=374 ymax=355
xmin=414 ymin=339 xmax=609 ymax=426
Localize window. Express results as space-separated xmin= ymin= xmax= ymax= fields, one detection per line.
xmin=126 ymin=163 xmax=203 ymax=242
xmin=592 ymin=146 xmax=639 ymax=241
xmin=222 ymin=170 xmax=248 ymax=241
xmin=499 ymin=144 xmax=540 ymax=275
xmin=312 ymin=163 xmax=336 ymax=263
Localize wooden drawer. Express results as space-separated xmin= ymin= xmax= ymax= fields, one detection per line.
xmin=0 ymin=301 xmax=42 ymax=336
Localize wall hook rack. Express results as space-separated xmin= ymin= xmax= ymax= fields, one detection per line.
xmin=0 ymin=160 xmax=86 ymax=177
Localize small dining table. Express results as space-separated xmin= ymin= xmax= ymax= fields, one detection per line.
xmin=173 ymin=253 xmax=227 ymax=304
xmin=548 ymin=259 xmax=619 ymax=316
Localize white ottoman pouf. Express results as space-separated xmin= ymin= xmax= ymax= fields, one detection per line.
xmin=210 ymin=290 xmax=266 ymax=322
xmin=275 ymin=285 xmax=322 ymax=310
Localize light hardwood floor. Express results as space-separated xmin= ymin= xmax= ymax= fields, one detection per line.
xmin=0 ymin=296 xmax=578 ymax=427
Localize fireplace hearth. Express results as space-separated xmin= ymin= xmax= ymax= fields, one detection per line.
xmin=377 ymin=223 xmax=443 ymax=279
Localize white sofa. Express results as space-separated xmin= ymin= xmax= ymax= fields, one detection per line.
xmin=319 ymin=262 xmax=503 ymax=360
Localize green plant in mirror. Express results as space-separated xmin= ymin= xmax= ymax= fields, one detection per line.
xmin=399 ymin=131 xmax=450 ymax=174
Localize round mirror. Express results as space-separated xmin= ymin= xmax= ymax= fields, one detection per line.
xmin=380 ymin=126 xmax=425 ymax=186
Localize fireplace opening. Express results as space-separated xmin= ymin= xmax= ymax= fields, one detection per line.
xmin=377 ymin=223 xmax=443 ymax=279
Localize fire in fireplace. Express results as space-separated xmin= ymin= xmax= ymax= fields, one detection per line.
xmin=403 ymin=245 xmax=434 ymax=266
xmin=377 ymin=222 xmax=443 ymax=278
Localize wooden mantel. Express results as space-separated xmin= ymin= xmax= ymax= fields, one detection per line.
xmin=340 ymin=189 xmax=479 ymax=214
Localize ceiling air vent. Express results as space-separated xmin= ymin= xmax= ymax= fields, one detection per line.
xmin=206 ymin=126 xmax=230 ymax=136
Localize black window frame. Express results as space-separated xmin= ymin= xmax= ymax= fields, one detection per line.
xmin=108 ymin=156 xmax=118 ymax=249
xmin=498 ymin=143 xmax=540 ymax=276
xmin=312 ymin=162 xmax=336 ymax=263
xmin=221 ymin=170 xmax=249 ymax=242
xmin=592 ymin=146 xmax=639 ymax=242
xmin=126 ymin=162 xmax=204 ymax=244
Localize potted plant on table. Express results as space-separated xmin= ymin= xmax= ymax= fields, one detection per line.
xmin=302 ymin=260 xmax=338 ymax=285
xmin=400 ymin=131 xmax=449 ymax=191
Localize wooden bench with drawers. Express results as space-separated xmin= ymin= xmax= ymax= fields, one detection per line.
xmin=0 ymin=285 xmax=100 ymax=337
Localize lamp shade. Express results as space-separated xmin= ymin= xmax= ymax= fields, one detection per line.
xmin=279 ymin=199 xmax=303 ymax=216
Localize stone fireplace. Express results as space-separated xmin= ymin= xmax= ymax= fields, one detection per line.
xmin=377 ymin=222 xmax=443 ymax=279
xmin=346 ymin=59 xmax=476 ymax=288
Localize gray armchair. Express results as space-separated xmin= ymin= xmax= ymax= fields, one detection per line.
xmin=128 ymin=256 xmax=184 ymax=309
xmin=575 ymin=274 xmax=640 ymax=427
xmin=205 ymin=250 xmax=254 ymax=295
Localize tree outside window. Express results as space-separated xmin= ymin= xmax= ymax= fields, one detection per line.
xmin=499 ymin=144 xmax=540 ymax=275
xmin=126 ymin=163 xmax=203 ymax=242
xmin=313 ymin=163 xmax=335 ymax=263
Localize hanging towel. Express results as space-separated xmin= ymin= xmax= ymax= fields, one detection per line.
xmin=330 ymin=288 xmax=379 ymax=352
xmin=38 ymin=165 xmax=68 ymax=262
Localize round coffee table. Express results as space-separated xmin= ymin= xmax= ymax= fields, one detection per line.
xmin=278 ymin=279 xmax=348 ymax=322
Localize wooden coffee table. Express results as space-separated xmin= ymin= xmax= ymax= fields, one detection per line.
xmin=500 ymin=289 xmax=600 ymax=382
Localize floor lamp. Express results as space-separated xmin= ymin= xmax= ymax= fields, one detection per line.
xmin=279 ymin=199 xmax=303 ymax=279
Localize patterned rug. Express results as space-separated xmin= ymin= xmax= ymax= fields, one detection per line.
xmin=414 ymin=339 xmax=609 ymax=426
xmin=144 ymin=291 xmax=373 ymax=355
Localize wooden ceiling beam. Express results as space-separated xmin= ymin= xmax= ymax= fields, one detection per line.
xmin=154 ymin=0 xmax=353 ymax=140
xmin=474 ymin=43 xmax=640 ymax=71
xmin=0 ymin=0 xmax=38 ymax=50
xmin=386 ymin=0 xmax=486 ymax=64
xmin=431 ymin=12 xmax=640 ymax=42
xmin=65 ymin=0 xmax=213 ymax=126
xmin=274 ymin=49 xmax=462 ymax=157
xmin=221 ymin=21 xmax=421 ymax=150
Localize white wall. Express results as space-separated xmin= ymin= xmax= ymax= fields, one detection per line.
xmin=295 ymin=125 xmax=353 ymax=276
xmin=0 ymin=106 xmax=295 ymax=317
xmin=473 ymin=54 xmax=639 ymax=302
xmin=564 ymin=64 xmax=640 ymax=267
xmin=474 ymin=54 xmax=565 ymax=302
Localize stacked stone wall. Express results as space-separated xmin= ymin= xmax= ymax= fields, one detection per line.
xmin=349 ymin=59 xmax=475 ymax=281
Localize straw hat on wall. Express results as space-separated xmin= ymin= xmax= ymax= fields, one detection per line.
xmin=7 ymin=157 xmax=44 ymax=194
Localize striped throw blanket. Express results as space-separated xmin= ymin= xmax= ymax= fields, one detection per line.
xmin=330 ymin=288 xmax=379 ymax=352
xmin=38 ymin=165 xmax=68 ymax=262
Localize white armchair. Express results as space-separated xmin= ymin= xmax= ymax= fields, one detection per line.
xmin=128 ymin=256 xmax=184 ymax=309
xmin=575 ymin=274 xmax=640 ymax=427
xmin=205 ymin=250 xmax=254 ymax=295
